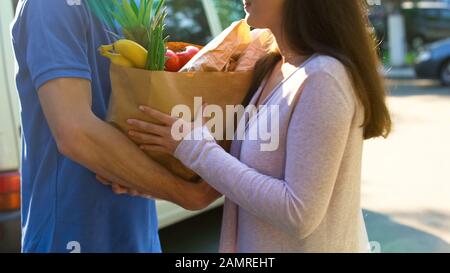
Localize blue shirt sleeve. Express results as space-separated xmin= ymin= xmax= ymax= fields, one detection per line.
xmin=22 ymin=0 xmax=92 ymax=90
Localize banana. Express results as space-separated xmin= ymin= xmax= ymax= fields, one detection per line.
xmin=100 ymin=51 xmax=134 ymax=68
xmin=112 ymin=40 xmax=148 ymax=69
xmin=99 ymin=44 xmax=114 ymax=55
xmin=99 ymin=39 xmax=148 ymax=69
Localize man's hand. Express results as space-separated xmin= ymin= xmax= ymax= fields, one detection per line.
xmin=96 ymin=174 xmax=222 ymax=211
xmin=96 ymin=175 xmax=158 ymax=199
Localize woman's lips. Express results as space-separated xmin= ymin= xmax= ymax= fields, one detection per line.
xmin=244 ymin=1 xmax=252 ymax=10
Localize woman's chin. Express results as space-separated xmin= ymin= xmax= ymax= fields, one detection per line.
xmin=245 ymin=15 xmax=266 ymax=29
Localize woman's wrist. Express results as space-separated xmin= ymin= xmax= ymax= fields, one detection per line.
xmin=174 ymin=126 xmax=216 ymax=163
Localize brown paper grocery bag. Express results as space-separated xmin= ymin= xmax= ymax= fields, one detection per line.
xmin=107 ymin=64 xmax=253 ymax=181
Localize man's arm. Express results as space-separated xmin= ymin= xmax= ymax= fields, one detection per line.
xmin=15 ymin=0 xmax=216 ymax=210
xmin=38 ymin=77 xmax=211 ymax=210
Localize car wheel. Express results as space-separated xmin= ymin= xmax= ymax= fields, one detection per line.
xmin=411 ymin=36 xmax=425 ymax=51
xmin=440 ymin=60 xmax=450 ymax=86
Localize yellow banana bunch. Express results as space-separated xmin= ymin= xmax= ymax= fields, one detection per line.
xmin=100 ymin=51 xmax=134 ymax=68
xmin=99 ymin=39 xmax=148 ymax=69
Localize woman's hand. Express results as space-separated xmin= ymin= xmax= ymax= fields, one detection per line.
xmin=126 ymin=105 xmax=206 ymax=155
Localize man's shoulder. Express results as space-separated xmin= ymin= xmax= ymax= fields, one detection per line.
xmin=13 ymin=0 xmax=90 ymax=35
xmin=20 ymin=0 xmax=88 ymax=15
xmin=24 ymin=0 xmax=83 ymax=6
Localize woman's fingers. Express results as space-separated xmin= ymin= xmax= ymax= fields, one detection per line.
xmin=126 ymin=106 xmax=186 ymax=156
xmin=139 ymin=105 xmax=177 ymax=126
xmin=127 ymin=119 xmax=168 ymax=137
xmin=128 ymin=130 xmax=163 ymax=145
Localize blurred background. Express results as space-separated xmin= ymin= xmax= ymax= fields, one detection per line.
xmin=0 ymin=0 xmax=449 ymax=253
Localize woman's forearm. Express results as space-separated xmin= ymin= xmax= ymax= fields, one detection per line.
xmin=175 ymin=126 xmax=307 ymax=235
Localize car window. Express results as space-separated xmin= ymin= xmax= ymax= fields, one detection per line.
xmin=423 ymin=8 xmax=441 ymax=20
xmin=165 ymin=0 xmax=213 ymax=46
xmin=441 ymin=9 xmax=450 ymax=21
xmin=165 ymin=0 xmax=245 ymax=46
xmin=212 ymin=0 xmax=246 ymax=29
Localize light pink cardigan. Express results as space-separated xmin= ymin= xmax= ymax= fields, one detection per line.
xmin=174 ymin=55 xmax=370 ymax=253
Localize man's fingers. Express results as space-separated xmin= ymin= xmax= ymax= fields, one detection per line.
xmin=112 ymin=184 xmax=129 ymax=195
xmin=97 ymin=179 xmax=143 ymax=198
xmin=141 ymin=194 xmax=156 ymax=199
xmin=128 ymin=189 xmax=140 ymax=197
xmin=96 ymin=175 xmax=111 ymax=186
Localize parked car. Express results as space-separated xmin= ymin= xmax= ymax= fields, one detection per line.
xmin=0 ymin=0 xmax=21 ymax=253
xmin=415 ymin=38 xmax=450 ymax=86
xmin=368 ymin=5 xmax=388 ymax=47
xmin=402 ymin=1 xmax=450 ymax=50
xmin=0 ymin=0 xmax=244 ymax=253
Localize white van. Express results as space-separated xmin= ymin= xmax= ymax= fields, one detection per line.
xmin=0 ymin=0 xmax=244 ymax=252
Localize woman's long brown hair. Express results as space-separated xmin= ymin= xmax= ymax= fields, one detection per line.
xmin=245 ymin=0 xmax=391 ymax=139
